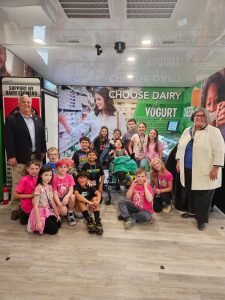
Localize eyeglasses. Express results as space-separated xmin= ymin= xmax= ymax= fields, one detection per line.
xmin=194 ymin=114 xmax=206 ymax=118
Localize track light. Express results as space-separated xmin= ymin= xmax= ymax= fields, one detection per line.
xmin=114 ymin=41 xmax=126 ymax=54
xmin=95 ymin=44 xmax=103 ymax=56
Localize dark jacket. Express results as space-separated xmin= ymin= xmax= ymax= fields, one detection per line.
xmin=4 ymin=111 xmax=46 ymax=163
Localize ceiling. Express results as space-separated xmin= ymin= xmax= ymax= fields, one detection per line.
xmin=1 ymin=0 xmax=225 ymax=87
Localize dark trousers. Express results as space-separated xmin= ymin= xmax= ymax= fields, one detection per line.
xmin=44 ymin=216 xmax=61 ymax=235
xmin=153 ymin=192 xmax=172 ymax=213
xmin=19 ymin=209 xmax=29 ymax=225
xmin=184 ymin=168 xmax=215 ymax=224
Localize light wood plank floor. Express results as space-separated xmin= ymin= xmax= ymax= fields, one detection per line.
xmin=0 ymin=192 xmax=225 ymax=300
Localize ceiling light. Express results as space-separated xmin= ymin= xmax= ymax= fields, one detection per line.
xmin=142 ymin=40 xmax=152 ymax=45
xmin=127 ymin=57 xmax=135 ymax=62
xmin=127 ymin=74 xmax=133 ymax=79
xmin=33 ymin=26 xmax=46 ymax=44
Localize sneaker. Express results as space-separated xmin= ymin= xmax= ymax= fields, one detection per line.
xmin=87 ymin=217 xmax=96 ymax=233
xmin=118 ymin=214 xmax=125 ymax=221
xmin=105 ymin=198 xmax=111 ymax=205
xmin=124 ymin=217 xmax=136 ymax=229
xmin=67 ymin=212 xmax=76 ymax=226
xmin=11 ymin=210 xmax=19 ymax=220
xmin=162 ymin=204 xmax=172 ymax=213
xmin=95 ymin=219 xmax=104 ymax=235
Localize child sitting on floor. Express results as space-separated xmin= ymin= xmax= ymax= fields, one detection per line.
xmin=27 ymin=166 xmax=61 ymax=235
xmin=74 ymin=171 xmax=103 ymax=235
xmin=118 ymin=167 xmax=154 ymax=229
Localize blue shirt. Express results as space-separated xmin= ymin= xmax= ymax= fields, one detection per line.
xmin=184 ymin=128 xmax=193 ymax=169
xmin=20 ymin=112 xmax=36 ymax=152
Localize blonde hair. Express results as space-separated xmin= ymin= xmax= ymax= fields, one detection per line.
xmin=136 ymin=167 xmax=147 ymax=176
xmin=47 ymin=147 xmax=59 ymax=155
xmin=150 ymin=158 xmax=167 ymax=180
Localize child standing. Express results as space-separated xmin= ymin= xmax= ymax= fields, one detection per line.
xmin=150 ymin=158 xmax=173 ymax=213
xmin=118 ymin=167 xmax=154 ymax=229
xmin=52 ymin=160 xmax=76 ymax=225
xmin=72 ymin=136 xmax=90 ymax=171
xmin=82 ymin=150 xmax=105 ymax=194
xmin=93 ymin=126 xmax=109 ymax=159
xmin=122 ymin=118 xmax=137 ymax=154
xmin=145 ymin=129 xmax=163 ymax=170
xmin=44 ymin=147 xmax=59 ymax=174
xmin=13 ymin=160 xmax=41 ymax=225
xmin=74 ymin=171 xmax=103 ymax=235
xmin=129 ymin=122 xmax=148 ymax=167
xmin=27 ymin=166 xmax=61 ymax=235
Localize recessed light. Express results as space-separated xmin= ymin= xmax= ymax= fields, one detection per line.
xmin=127 ymin=74 xmax=133 ymax=79
xmin=127 ymin=57 xmax=135 ymax=62
xmin=33 ymin=38 xmax=44 ymax=44
xmin=142 ymin=40 xmax=152 ymax=45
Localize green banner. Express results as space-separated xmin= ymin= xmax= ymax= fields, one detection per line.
xmin=133 ymin=87 xmax=185 ymax=134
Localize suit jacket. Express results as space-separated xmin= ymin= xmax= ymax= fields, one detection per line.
xmin=4 ymin=111 xmax=46 ymax=163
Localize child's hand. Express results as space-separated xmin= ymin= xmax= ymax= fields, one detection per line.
xmin=56 ymin=215 xmax=61 ymax=222
xmin=143 ymin=180 xmax=148 ymax=188
xmin=87 ymin=180 xmax=93 ymax=187
xmin=155 ymin=188 xmax=161 ymax=195
xmin=62 ymin=195 xmax=69 ymax=205
xmin=36 ymin=220 xmax=43 ymax=231
xmin=132 ymin=179 xmax=137 ymax=187
xmin=88 ymin=201 xmax=95 ymax=207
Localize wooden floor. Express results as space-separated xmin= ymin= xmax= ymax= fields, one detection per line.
xmin=1 ymin=191 xmax=225 ymax=300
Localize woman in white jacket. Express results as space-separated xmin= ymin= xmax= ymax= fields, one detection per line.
xmin=176 ymin=107 xmax=224 ymax=230
xmin=59 ymin=87 xmax=126 ymax=143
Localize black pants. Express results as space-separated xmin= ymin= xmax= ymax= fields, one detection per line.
xmin=44 ymin=215 xmax=61 ymax=235
xmin=153 ymin=192 xmax=172 ymax=213
xmin=19 ymin=209 xmax=29 ymax=225
xmin=184 ymin=168 xmax=215 ymax=224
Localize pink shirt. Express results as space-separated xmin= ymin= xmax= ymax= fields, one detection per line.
xmin=145 ymin=141 xmax=163 ymax=161
xmin=154 ymin=171 xmax=173 ymax=189
xmin=131 ymin=184 xmax=154 ymax=213
xmin=52 ymin=173 xmax=75 ymax=198
xmin=16 ymin=175 xmax=37 ymax=213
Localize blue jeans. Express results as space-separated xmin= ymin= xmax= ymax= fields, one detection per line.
xmin=118 ymin=199 xmax=151 ymax=223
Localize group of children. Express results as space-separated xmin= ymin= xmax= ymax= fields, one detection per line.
xmin=13 ymin=118 xmax=174 ymax=235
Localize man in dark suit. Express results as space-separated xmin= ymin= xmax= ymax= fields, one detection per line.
xmin=4 ymin=94 xmax=46 ymax=220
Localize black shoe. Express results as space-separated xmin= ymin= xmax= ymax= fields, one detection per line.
xmin=87 ymin=217 xmax=96 ymax=233
xmin=105 ymin=199 xmax=111 ymax=205
xmin=95 ymin=219 xmax=103 ymax=235
xmin=118 ymin=214 xmax=124 ymax=221
xmin=181 ymin=212 xmax=195 ymax=218
xmin=198 ymin=223 xmax=206 ymax=231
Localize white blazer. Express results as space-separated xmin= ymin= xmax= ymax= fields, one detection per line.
xmin=176 ymin=125 xmax=225 ymax=190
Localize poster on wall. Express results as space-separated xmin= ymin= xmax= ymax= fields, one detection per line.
xmin=2 ymin=77 xmax=41 ymax=121
xmin=58 ymin=86 xmax=185 ymax=159
xmin=200 ymin=70 xmax=225 ymax=140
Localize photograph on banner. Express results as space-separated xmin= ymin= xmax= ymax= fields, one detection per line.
xmin=58 ymin=86 xmax=184 ymax=160
xmin=58 ymin=86 xmax=128 ymax=157
xmin=200 ymin=70 xmax=225 ymax=139
xmin=3 ymin=97 xmax=41 ymax=121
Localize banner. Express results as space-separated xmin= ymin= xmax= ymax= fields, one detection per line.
xmin=58 ymin=86 xmax=184 ymax=158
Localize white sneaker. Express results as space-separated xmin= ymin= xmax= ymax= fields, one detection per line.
xmin=67 ymin=212 xmax=76 ymax=225
xmin=162 ymin=204 xmax=172 ymax=213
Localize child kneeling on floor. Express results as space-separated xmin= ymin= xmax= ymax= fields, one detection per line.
xmin=118 ymin=167 xmax=154 ymax=229
xmin=74 ymin=171 xmax=103 ymax=235
xmin=150 ymin=158 xmax=173 ymax=213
